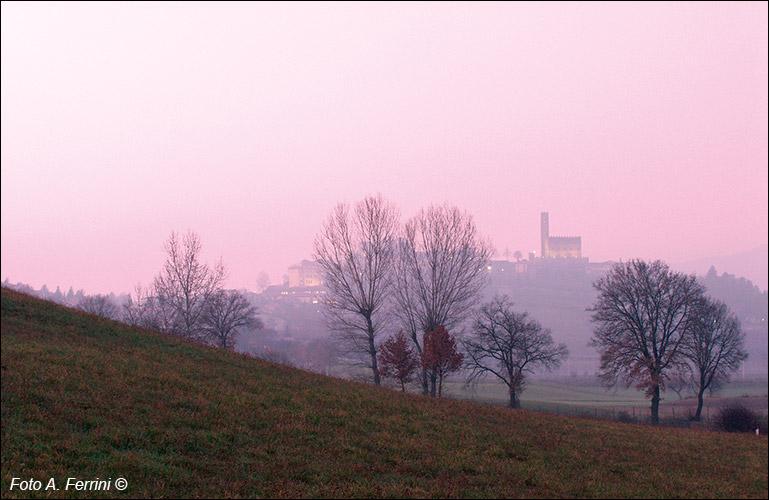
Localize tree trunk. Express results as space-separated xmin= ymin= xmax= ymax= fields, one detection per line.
xmin=367 ymin=322 xmax=380 ymax=386
xmin=370 ymin=352 xmax=380 ymax=385
xmin=400 ymin=379 xmax=405 ymax=392
xmin=438 ymin=374 xmax=443 ymax=398
xmin=420 ymin=366 xmax=429 ymax=395
xmin=429 ymin=371 xmax=437 ymax=397
xmin=509 ymin=386 xmax=519 ymax=409
xmin=694 ymin=386 xmax=705 ymax=421
xmin=650 ymin=384 xmax=660 ymax=425
xmin=414 ymin=331 xmax=428 ymax=395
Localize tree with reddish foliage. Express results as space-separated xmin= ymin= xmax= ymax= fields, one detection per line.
xmin=421 ymin=326 xmax=463 ymax=398
xmin=378 ymin=331 xmax=420 ymax=391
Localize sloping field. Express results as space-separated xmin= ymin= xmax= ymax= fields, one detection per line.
xmin=2 ymin=287 xmax=767 ymax=498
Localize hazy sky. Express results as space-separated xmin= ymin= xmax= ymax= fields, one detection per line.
xmin=2 ymin=2 xmax=767 ymax=295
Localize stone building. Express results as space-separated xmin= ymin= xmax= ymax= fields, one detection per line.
xmin=540 ymin=212 xmax=581 ymax=259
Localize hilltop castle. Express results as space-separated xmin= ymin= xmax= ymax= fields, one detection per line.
xmin=540 ymin=212 xmax=581 ymax=259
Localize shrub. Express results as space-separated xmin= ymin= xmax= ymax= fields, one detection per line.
xmin=716 ymin=405 xmax=760 ymax=433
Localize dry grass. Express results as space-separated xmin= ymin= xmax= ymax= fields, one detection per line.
xmin=2 ymin=287 xmax=767 ymax=498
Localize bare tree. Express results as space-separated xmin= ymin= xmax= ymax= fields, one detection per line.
xmin=589 ymin=260 xmax=705 ymax=425
xmin=202 ymin=289 xmax=263 ymax=349
xmin=683 ymin=298 xmax=747 ymax=421
xmin=77 ymin=294 xmax=119 ymax=320
xmin=465 ymin=296 xmax=568 ymax=408
xmin=122 ymin=283 xmax=176 ymax=333
xmin=313 ymin=194 xmax=400 ymax=386
xmin=393 ymin=203 xmax=493 ymax=395
xmin=706 ymin=372 xmax=729 ymax=397
xmin=153 ymin=231 xmax=226 ymax=341
xmin=665 ymin=366 xmax=694 ymax=401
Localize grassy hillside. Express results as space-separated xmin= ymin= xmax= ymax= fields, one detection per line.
xmin=2 ymin=287 xmax=767 ymax=498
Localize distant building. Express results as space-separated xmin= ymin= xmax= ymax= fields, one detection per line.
xmin=287 ymin=260 xmax=324 ymax=288
xmin=486 ymin=260 xmax=528 ymax=275
xmin=540 ymin=212 xmax=581 ymax=259
xmin=273 ymin=286 xmax=327 ymax=304
xmin=587 ymin=260 xmax=615 ymax=275
xmin=485 ymin=259 xmax=530 ymax=286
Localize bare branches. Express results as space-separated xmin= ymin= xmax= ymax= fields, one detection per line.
xmin=465 ymin=296 xmax=568 ymax=408
xmin=122 ymin=282 xmax=176 ymax=333
xmin=124 ymin=231 xmax=245 ymax=351
xmin=77 ymin=294 xmax=119 ymax=320
xmin=393 ymin=203 xmax=493 ymax=394
xmin=683 ymin=298 xmax=747 ymax=420
xmin=153 ymin=230 xmax=227 ymax=340
xmin=202 ymin=289 xmax=263 ymax=349
xmin=313 ymin=199 xmax=491 ymax=394
xmin=313 ymin=194 xmax=400 ymax=386
xmin=589 ymin=260 xmax=705 ymax=424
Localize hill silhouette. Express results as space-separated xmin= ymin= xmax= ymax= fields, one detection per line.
xmin=674 ymin=243 xmax=768 ymax=292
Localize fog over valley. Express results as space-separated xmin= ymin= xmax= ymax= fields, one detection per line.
xmin=2 ymin=4 xmax=767 ymax=497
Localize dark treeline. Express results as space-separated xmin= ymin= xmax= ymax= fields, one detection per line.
xmin=1 ymin=280 xmax=129 ymax=316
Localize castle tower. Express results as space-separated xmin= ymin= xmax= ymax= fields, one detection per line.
xmin=540 ymin=212 xmax=549 ymax=259
xmin=540 ymin=211 xmax=582 ymax=259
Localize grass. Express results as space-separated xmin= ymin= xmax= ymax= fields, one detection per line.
xmin=442 ymin=377 xmax=768 ymax=421
xmin=444 ymin=378 xmax=653 ymax=407
xmin=2 ymin=287 xmax=767 ymax=498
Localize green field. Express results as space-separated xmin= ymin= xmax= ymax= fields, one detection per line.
xmin=2 ymin=288 xmax=767 ymax=498
xmin=442 ymin=376 xmax=768 ymax=421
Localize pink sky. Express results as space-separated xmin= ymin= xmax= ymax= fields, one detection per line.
xmin=2 ymin=2 xmax=767 ymax=295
